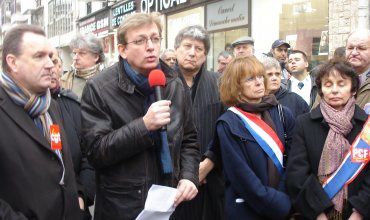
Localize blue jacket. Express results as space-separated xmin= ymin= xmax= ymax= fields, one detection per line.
xmin=216 ymin=106 xmax=294 ymax=220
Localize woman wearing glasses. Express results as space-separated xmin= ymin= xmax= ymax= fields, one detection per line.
xmin=216 ymin=56 xmax=294 ymax=219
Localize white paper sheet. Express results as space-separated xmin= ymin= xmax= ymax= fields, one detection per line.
xmin=136 ymin=184 xmax=177 ymax=220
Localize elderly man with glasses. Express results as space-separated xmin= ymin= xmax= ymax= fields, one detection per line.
xmin=60 ymin=34 xmax=105 ymax=100
xmin=80 ymin=13 xmax=199 ymax=220
xmin=346 ymin=29 xmax=370 ymax=108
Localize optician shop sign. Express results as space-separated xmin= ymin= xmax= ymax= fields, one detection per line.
xmin=206 ymin=0 xmax=248 ymax=31
xmin=111 ymin=0 xmax=136 ymax=29
xmin=140 ymin=0 xmax=188 ymax=13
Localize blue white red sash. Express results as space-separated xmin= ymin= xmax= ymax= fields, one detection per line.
xmin=228 ymin=107 xmax=285 ymax=174
xmin=322 ymin=117 xmax=370 ymax=199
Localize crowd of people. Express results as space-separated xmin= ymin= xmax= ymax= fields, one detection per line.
xmin=0 ymin=11 xmax=370 ymax=220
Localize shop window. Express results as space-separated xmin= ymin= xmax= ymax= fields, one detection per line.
xmin=279 ymin=0 xmax=329 ymax=66
xmin=207 ymin=28 xmax=248 ymax=72
xmin=87 ymin=2 xmax=92 ymax=15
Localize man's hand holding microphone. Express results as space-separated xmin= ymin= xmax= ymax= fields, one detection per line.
xmin=144 ymin=69 xmax=198 ymax=207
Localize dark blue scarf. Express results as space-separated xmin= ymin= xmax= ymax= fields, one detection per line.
xmin=123 ymin=59 xmax=173 ymax=176
xmin=123 ymin=59 xmax=153 ymax=96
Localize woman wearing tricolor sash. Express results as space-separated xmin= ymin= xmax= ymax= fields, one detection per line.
xmin=215 ymin=56 xmax=295 ymax=219
xmin=286 ymin=59 xmax=370 ymax=220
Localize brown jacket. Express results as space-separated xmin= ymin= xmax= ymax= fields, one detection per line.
xmin=356 ymin=77 xmax=370 ymax=109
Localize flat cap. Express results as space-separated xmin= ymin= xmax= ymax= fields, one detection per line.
xmin=271 ymin=39 xmax=290 ymax=48
xmin=231 ymin=36 xmax=254 ymax=47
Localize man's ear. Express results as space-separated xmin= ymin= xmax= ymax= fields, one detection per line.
xmin=94 ymin=54 xmax=99 ymax=63
xmin=6 ymin=54 xmax=18 ymax=73
xmin=118 ymin=44 xmax=127 ymax=59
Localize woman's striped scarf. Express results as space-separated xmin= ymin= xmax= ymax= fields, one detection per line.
xmin=0 ymin=71 xmax=65 ymax=184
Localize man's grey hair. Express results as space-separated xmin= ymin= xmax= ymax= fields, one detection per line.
xmin=160 ymin=49 xmax=175 ymax=60
xmin=346 ymin=29 xmax=370 ymax=45
xmin=174 ymin=25 xmax=210 ymax=54
xmin=69 ymin=34 xmax=105 ymax=64
xmin=261 ymin=57 xmax=281 ymax=71
xmin=218 ymin=50 xmax=233 ymax=59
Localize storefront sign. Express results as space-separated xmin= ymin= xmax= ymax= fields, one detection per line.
xmin=79 ymin=9 xmax=110 ymax=37
xmin=111 ymin=0 xmax=136 ymax=29
xmin=140 ymin=0 xmax=188 ymax=13
xmin=167 ymin=7 xmax=204 ymax=49
xmin=206 ymin=0 xmax=248 ymax=31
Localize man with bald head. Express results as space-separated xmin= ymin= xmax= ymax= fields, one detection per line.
xmin=346 ymin=29 xmax=370 ymax=108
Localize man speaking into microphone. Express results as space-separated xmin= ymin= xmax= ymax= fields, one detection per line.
xmin=81 ymin=13 xmax=200 ymax=220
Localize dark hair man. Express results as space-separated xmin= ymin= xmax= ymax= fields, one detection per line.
xmin=216 ymin=50 xmax=233 ymax=74
xmin=334 ymin=46 xmax=346 ymax=60
xmin=173 ymin=25 xmax=225 ymax=220
xmin=287 ymin=50 xmax=318 ymax=107
xmin=80 ymin=13 xmax=199 ymax=220
xmin=0 ymin=24 xmax=81 ymax=219
xmin=271 ymin=39 xmax=291 ymax=81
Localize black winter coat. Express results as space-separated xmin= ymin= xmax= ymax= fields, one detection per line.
xmin=173 ymin=64 xmax=225 ymax=220
xmin=52 ymin=89 xmax=95 ymax=206
xmin=275 ymin=87 xmax=310 ymax=118
xmin=81 ymin=58 xmax=200 ymax=220
xmin=286 ymin=105 xmax=370 ymax=219
xmin=0 ymin=87 xmax=82 ymax=220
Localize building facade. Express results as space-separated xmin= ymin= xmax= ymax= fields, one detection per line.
xmin=0 ymin=0 xmax=369 ymax=72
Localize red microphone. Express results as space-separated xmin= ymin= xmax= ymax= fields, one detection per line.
xmin=148 ymin=69 xmax=166 ymax=102
xmin=148 ymin=69 xmax=172 ymax=175
xmin=148 ymin=69 xmax=167 ymax=130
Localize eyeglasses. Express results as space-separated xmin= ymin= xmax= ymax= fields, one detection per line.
xmin=70 ymin=50 xmax=92 ymax=58
xmin=125 ymin=36 xmax=162 ymax=46
xmin=346 ymin=45 xmax=370 ymax=53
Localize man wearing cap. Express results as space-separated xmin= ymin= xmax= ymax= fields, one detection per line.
xmin=231 ymin=36 xmax=255 ymax=57
xmin=271 ymin=39 xmax=291 ymax=81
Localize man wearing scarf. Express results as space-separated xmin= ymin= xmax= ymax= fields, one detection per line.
xmin=60 ymin=34 xmax=105 ymax=100
xmin=0 ymin=25 xmax=82 ymax=219
xmin=80 ymin=13 xmax=199 ymax=220
xmin=172 ymin=25 xmax=225 ymax=220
